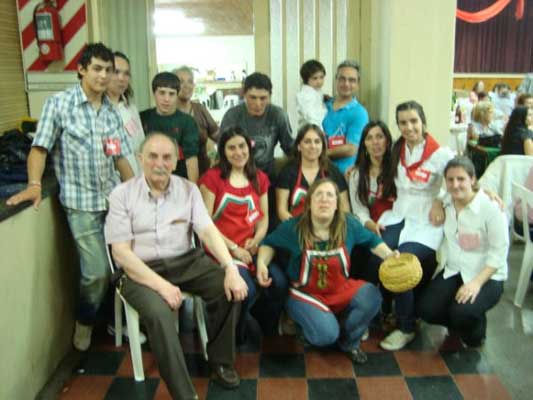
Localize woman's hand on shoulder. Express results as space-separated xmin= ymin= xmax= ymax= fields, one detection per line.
xmin=429 ymin=199 xmax=445 ymax=226
xmin=482 ymin=189 xmax=504 ymax=210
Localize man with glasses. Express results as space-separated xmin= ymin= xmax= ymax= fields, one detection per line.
xmin=322 ymin=60 xmax=369 ymax=174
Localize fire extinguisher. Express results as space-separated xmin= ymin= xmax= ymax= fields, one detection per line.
xmin=33 ymin=0 xmax=63 ymax=61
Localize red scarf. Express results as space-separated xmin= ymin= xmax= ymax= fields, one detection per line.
xmin=400 ymin=134 xmax=440 ymax=182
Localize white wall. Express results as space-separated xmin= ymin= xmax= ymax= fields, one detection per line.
xmin=156 ymin=35 xmax=255 ymax=79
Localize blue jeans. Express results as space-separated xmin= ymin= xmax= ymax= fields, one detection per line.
xmin=368 ymin=221 xmax=437 ymax=333
xmin=65 ymin=208 xmax=109 ymax=325
xmin=237 ymin=262 xmax=288 ymax=339
xmin=286 ymin=283 xmax=382 ymax=351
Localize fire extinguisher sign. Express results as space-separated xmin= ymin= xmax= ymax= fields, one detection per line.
xmin=36 ymin=13 xmax=54 ymax=40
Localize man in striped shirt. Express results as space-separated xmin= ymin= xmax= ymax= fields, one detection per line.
xmin=7 ymin=42 xmax=134 ymax=351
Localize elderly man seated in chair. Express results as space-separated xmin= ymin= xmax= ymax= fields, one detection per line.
xmin=104 ymin=132 xmax=248 ymax=400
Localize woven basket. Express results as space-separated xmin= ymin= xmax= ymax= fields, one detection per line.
xmin=379 ymin=253 xmax=422 ymax=293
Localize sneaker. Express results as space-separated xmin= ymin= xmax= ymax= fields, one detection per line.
xmin=361 ymin=329 xmax=370 ymax=341
xmin=380 ymin=329 xmax=415 ymax=351
xmin=347 ymin=347 xmax=368 ymax=364
xmin=107 ymin=324 xmax=147 ymax=345
xmin=73 ymin=321 xmax=93 ymax=351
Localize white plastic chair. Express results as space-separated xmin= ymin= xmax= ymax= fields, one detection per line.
xmin=512 ymin=182 xmax=533 ymax=307
xmin=197 ymin=94 xmax=211 ymax=109
xmin=106 ymin=247 xmax=209 ymax=382
xmin=478 ymin=155 xmax=533 ymax=221
xmin=223 ymin=94 xmax=239 ymax=109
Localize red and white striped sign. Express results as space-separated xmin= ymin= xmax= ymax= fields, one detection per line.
xmin=17 ymin=0 xmax=88 ymax=71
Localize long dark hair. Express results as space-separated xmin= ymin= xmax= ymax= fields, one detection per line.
xmin=501 ymin=106 xmax=531 ymax=155
xmin=391 ymin=100 xmax=428 ymax=177
xmin=113 ymin=51 xmax=134 ymax=101
xmin=217 ymin=126 xmax=260 ymax=192
xmin=354 ymin=120 xmax=396 ymax=206
xmin=293 ymin=123 xmax=330 ymax=172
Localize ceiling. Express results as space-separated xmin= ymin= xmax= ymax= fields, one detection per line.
xmin=155 ymin=0 xmax=254 ymax=36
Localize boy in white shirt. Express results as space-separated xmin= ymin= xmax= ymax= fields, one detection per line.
xmin=296 ymin=59 xmax=327 ymax=127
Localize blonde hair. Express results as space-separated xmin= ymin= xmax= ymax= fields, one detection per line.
xmin=296 ymin=178 xmax=346 ymax=249
xmin=472 ymin=101 xmax=493 ymax=123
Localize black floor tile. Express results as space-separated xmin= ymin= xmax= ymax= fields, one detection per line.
xmin=406 ymin=376 xmax=463 ymax=400
xmin=440 ymin=349 xmax=493 ymax=374
xmin=308 ymin=378 xmax=359 ymax=399
xmin=206 ymin=379 xmax=256 ymax=400
xmin=404 ymin=329 xmax=437 ymax=351
xmin=259 ymin=353 xmax=306 ymax=377
xmin=104 ymin=377 xmax=159 ymax=400
xmin=237 ymin=318 xmax=262 ymax=353
xmin=76 ymin=351 xmax=125 ymax=375
xmin=185 ymin=353 xmax=210 ymax=377
xmin=352 ymin=352 xmax=402 ymax=377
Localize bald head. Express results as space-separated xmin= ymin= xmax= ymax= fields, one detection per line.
xmin=140 ymin=132 xmax=178 ymax=188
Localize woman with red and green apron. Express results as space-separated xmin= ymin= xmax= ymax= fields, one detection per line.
xmin=199 ymin=127 xmax=288 ymax=343
xmin=276 ymin=124 xmax=350 ymax=222
xmin=258 ymin=178 xmax=399 ymax=364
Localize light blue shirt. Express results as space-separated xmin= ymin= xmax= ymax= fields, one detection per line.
xmin=322 ymin=97 xmax=369 ymax=173
xmin=33 ymin=84 xmax=132 ymax=211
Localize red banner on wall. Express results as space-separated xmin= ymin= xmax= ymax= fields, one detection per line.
xmin=456 ymin=0 xmax=524 ymax=23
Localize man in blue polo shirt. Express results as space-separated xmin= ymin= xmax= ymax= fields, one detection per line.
xmin=322 ymin=60 xmax=369 ymax=174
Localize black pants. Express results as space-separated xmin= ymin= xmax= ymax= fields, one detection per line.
xmin=417 ymin=271 xmax=503 ymax=346
xmin=121 ymin=248 xmax=239 ymax=400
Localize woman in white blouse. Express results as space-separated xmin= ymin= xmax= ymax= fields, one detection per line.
xmin=348 ymin=120 xmax=395 ymax=283
xmin=372 ymin=101 xmax=454 ymax=351
xmin=107 ymin=51 xmax=145 ymax=175
xmin=418 ymin=157 xmax=508 ymax=348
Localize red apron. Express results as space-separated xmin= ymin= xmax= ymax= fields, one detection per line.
xmin=400 ymin=134 xmax=440 ymax=183
xmin=289 ymin=244 xmax=365 ymax=313
xmin=210 ymin=193 xmax=263 ymax=272
xmin=368 ymin=183 xmax=394 ymax=222
xmin=289 ymin=167 xmax=325 ymax=217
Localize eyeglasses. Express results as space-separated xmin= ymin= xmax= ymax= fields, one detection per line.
xmin=337 ymin=76 xmax=358 ymax=84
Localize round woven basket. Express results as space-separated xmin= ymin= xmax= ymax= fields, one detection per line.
xmin=379 ymin=253 xmax=422 ymax=293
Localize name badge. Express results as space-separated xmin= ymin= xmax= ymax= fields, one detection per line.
xmin=458 ymin=232 xmax=481 ymax=251
xmin=246 ymin=209 xmax=261 ymax=226
xmin=103 ymin=138 xmax=121 ymax=156
xmin=328 ymin=135 xmax=346 ymax=148
xmin=407 ymin=167 xmax=431 ymax=183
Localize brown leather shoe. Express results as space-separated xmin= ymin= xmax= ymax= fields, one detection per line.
xmin=210 ymin=364 xmax=240 ymax=389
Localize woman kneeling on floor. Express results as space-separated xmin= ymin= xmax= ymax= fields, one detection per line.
xmin=418 ymin=157 xmax=509 ymax=347
xmin=257 ymin=178 xmax=399 ymax=363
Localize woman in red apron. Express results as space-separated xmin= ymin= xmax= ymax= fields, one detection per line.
xmin=276 ymin=124 xmax=350 ymax=222
xmin=199 ymin=127 xmax=288 ymax=343
xmin=258 ymin=178 xmax=399 ymax=363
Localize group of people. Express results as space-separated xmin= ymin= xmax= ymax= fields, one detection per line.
xmin=466 ymin=80 xmax=533 ymax=155
xmin=6 ymin=42 xmax=513 ymax=400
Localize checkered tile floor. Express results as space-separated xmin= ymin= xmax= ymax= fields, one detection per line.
xmin=59 ymin=309 xmax=511 ymax=400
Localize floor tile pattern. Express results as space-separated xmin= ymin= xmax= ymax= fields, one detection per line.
xmin=58 ymin=316 xmax=512 ymax=400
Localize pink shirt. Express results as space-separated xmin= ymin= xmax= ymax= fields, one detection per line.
xmin=105 ymin=174 xmax=212 ymax=262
